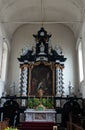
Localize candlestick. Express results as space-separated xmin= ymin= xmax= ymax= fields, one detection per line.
xmin=1 ymin=112 xmax=3 ymax=121
xmin=53 ymin=126 xmax=57 ymax=130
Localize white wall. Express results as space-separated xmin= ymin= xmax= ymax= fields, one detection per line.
xmin=0 ymin=23 xmax=10 ymax=97
xmin=7 ymin=24 xmax=79 ymax=96
xmin=79 ymin=21 xmax=85 ymax=98
xmin=0 ymin=34 xmax=3 ymax=97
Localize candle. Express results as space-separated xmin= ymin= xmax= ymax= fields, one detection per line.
xmin=53 ymin=126 xmax=57 ymax=130
xmin=1 ymin=112 xmax=3 ymax=121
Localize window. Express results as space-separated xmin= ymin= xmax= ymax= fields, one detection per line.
xmin=78 ymin=41 xmax=84 ymax=83
xmin=0 ymin=41 xmax=8 ymax=81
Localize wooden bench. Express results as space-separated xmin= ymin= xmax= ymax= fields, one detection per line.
xmin=0 ymin=121 xmax=9 ymax=130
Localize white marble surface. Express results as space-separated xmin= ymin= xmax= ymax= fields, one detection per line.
xmin=25 ymin=109 xmax=56 ymax=113
xmin=24 ymin=109 xmax=56 ymax=122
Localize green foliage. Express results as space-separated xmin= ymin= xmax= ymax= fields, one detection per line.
xmin=41 ymin=98 xmax=47 ymax=107
xmin=28 ymin=98 xmax=34 ymax=108
xmin=46 ymin=98 xmax=54 ymax=109
xmin=33 ymin=98 xmax=40 ymax=106
xmin=28 ymin=97 xmax=54 ymax=109
xmin=5 ymin=127 xmax=18 ymax=130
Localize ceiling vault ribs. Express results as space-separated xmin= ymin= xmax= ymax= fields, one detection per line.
xmin=0 ymin=20 xmax=84 ymax=24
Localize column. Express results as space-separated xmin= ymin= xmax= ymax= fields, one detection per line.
xmin=55 ymin=63 xmax=61 ymax=97
xmin=22 ymin=64 xmax=28 ymax=96
xmin=55 ymin=63 xmax=65 ymax=97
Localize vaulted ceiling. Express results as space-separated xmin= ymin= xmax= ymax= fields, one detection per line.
xmin=0 ymin=0 xmax=85 ymax=40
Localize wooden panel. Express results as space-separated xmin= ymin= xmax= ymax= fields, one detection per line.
xmin=67 ymin=122 xmax=84 ymax=130
xmin=0 ymin=121 xmax=9 ymax=130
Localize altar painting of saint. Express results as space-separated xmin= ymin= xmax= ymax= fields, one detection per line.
xmin=30 ymin=64 xmax=53 ymax=96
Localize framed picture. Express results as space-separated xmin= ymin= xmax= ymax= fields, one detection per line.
xmin=28 ymin=62 xmax=55 ymax=96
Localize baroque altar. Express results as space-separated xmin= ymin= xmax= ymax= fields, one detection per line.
xmin=18 ymin=27 xmax=66 ymax=122
xmin=18 ymin=27 xmax=66 ymax=98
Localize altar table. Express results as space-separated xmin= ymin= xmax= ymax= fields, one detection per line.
xmin=24 ymin=109 xmax=56 ymax=122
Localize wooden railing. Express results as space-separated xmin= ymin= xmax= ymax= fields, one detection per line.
xmin=67 ymin=122 xmax=84 ymax=130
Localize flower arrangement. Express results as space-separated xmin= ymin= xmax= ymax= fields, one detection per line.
xmin=5 ymin=127 xmax=18 ymax=130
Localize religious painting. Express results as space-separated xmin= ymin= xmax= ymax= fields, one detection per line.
xmin=35 ymin=113 xmax=46 ymax=120
xmin=29 ymin=62 xmax=54 ymax=96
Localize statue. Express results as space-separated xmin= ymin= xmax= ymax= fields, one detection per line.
xmin=40 ymin=42 xmax=45 ymax=54
xmin=38 ymin=88 xmax=44 ymax=97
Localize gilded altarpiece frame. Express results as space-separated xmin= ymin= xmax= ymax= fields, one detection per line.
xmin=28 ymin=62 xmax=55 ymax=96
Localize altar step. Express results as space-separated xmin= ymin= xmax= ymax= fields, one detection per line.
xmin=17 ymin=122 xmax=67 ymax=130
xmin=20 ymin=122 xmax=57 ymax=130
xmin=17 ymin=123 xmax=22 ymax=130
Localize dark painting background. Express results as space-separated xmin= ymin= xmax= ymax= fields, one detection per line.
xmin=30 ymin=64 xmax=53 ymax=96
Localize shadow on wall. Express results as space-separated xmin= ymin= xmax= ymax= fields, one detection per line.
xmin=0 ymin=80 xmax=5 ymax=97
